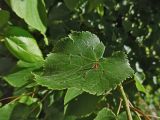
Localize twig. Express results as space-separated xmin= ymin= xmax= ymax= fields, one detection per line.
xmin=130 ymin=106 xmax=150 ymax=120
xmin=146 ymin=115 xmax=160 ymax=119
xmin=129 ymin=101 xmax=142 ymax=120
xmin=0 ymin=92 xmax=33 ymax=103
xmin=130 ymin=106 xmax=160 ymax=119
xmin=0 ymin=96 xmax=18 ymax=103
xmin=119 ymin=84 xmax=133 ymax=120
xmin=117 ymin=98 xmax=123 ymax=115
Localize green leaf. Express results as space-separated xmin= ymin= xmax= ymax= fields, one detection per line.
xmin=4 ymin=27 xmax=44 ymax=63
xmin=18 ymin=96 xmax=38 ymax=105
xmin=94 ymin=108 xmax=117 ymax=120
xmin=134 ymin=72 xmax=146 ymax=93
xmin=35 ymin=31 xmax=134 ymax=95
xmin=96 ymin=4 xmax=104 ymax=17
xmin=64 ymin=88 xmax=83 ymax=105
xmin=65 ymin=93 xmax=101 ymax=116
xmin=0 ymin=10 xmax=10 ymax=29
xmin=7 ymin=0 xmax=47 ymax=34
xmin=3 ymin=68 xmax=34 ymax=87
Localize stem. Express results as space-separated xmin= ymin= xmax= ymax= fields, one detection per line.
xmin=42 ymin=33 xmax=48 ymax=45
xmin=116 ymin=98 xmax=123 ymax=115
xmin=119 ymin=84 xmax=133 ymax=120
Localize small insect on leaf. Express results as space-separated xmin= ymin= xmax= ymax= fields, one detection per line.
xmin=92 ymin=62 xmax=99 ymax=70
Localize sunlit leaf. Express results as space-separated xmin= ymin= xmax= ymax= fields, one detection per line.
xmin=4 ymin=27 xmax=44 ymax=63
xmin=6 ymin=0 xmax=47 ymax=34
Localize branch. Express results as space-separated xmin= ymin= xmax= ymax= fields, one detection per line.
xmin=119 ymin=84 xmax=133 ymax=120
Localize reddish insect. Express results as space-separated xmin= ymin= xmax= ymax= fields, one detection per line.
xmin=92 ymin=62 xmax=99 ymax=69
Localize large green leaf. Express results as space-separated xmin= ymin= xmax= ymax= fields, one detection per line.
xmin=7 ymin=0 xmax=47 ymax=34
xmin=4 ymin=27 xmax=44 ymax=63
xmin=35 ymin=31 xmax=134 ymax=95
xmin=0 ymin=10 xmax=10 ymax=29
xmin=94 ymin=108 xmax=117 ymax=120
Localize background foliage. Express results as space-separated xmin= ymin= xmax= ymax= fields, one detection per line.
xmin=0 ymin=0 xmax=160 ymax=119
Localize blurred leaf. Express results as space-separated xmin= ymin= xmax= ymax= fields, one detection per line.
xmin=48 ymin=3 xmax=70 ymax=21
xmin=96 ymin=4 xmax=104 ymax=17
xmin=6 ymin=0 xmax=47 ymax=34
xmin=134 ymin=72 xmax=146 ymax=93
xmin=45 ymin=0 xmax=55 ymax=9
